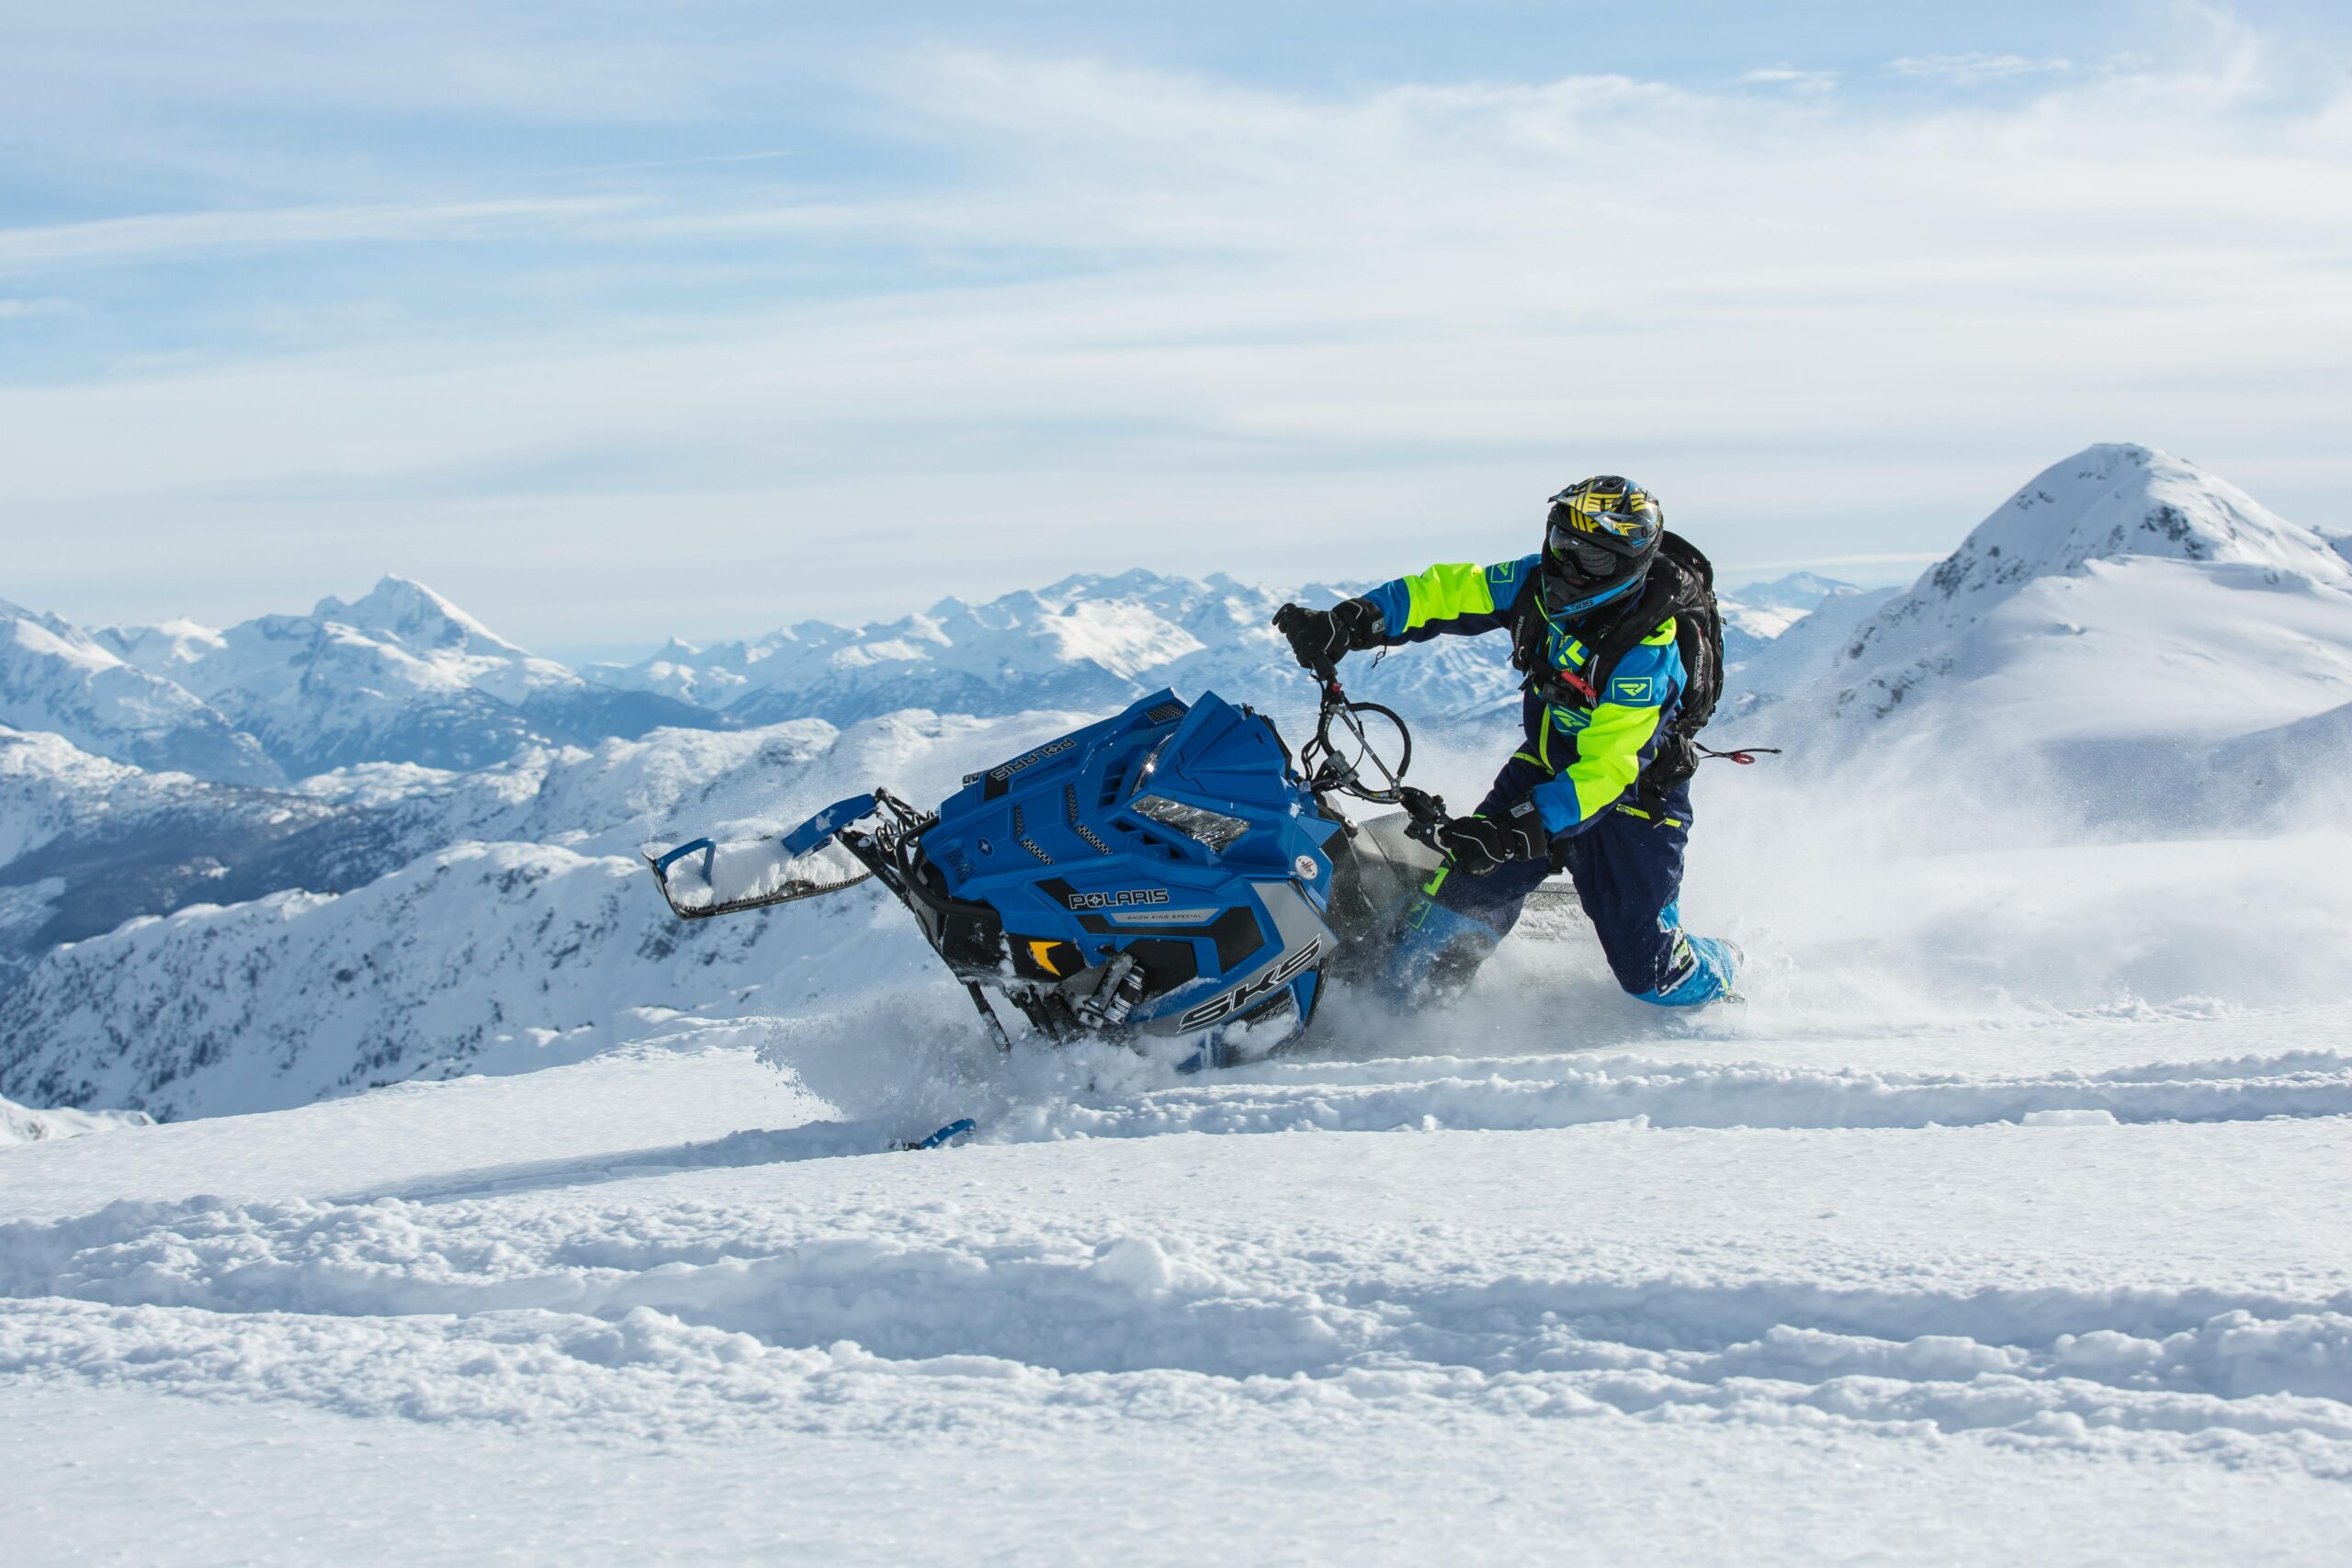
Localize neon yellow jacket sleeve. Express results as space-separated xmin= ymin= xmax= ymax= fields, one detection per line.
xmin=1362 ymin=555 xmax=1538 ymax=642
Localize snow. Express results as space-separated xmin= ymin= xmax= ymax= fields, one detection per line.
xmin=3 ymin=1010 xmax=2349 ymax=1563
xmin=2 ymin=442 xmax=2350 ymax=1562
xmin=0 ymin=1089 xmax=150 ymax=1145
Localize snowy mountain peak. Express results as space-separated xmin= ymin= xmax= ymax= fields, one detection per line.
xmin=313 ymin=575 xmax=524 ymax=656
xmin=1927 ymin=444 xmax=2346 ymax=605
xmin=7 ymin=605 xmax=122 ymax=674
xmin=95 ymin=617 xmax=227 ymax=671
xmin=1735 ymin=444 xmax=2352 ymax=795
xmin=1729 ymin=571 xmax=1860 ymax=613
xmin=0 ymin=600 xmax=280 ymax=785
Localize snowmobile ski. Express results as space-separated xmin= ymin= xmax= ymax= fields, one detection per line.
xmin=898 ymin=1117 xmax=978 ymax=1152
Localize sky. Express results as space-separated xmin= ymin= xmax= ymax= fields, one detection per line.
xmin=2 ymin=2 xmax=2347 ymax=659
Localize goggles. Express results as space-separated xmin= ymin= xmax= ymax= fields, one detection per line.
xmin=1540 ymin=560 xmax=1641 ymax=617
xmin=1547 ymin=532 xmax=1624 ymax=579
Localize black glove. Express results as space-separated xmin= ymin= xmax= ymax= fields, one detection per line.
xmin=1272 ymin=597 xmax=1383 ymax=671
xmin=1435 ymin=799 xmax=1549 ymax=876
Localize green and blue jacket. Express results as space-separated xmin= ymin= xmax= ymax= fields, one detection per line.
xmin=1362 ymin=555 xmax=1686 ymax=837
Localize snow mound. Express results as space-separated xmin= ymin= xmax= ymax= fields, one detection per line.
xmin=0 ymin=1090 xmax=151 ymax=1145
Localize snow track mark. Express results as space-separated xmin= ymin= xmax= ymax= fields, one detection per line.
xmin=992 ymin=1047 xmax=2352 ymax=1144
xmin=6 ymin=1188 xmax=2352 ymax=1470
xmin=310 ymin=1047 xmax=2352 ymax=1201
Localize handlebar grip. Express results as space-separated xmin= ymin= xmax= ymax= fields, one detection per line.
xmin=1399 ymin=786 xmax=1448 ymax=845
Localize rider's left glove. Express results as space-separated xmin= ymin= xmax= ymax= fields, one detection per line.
xmin=1436 ymin=801 xmax=1549 ymax=877
xmin=1272 ymin=597 xmax=1384 ymax=670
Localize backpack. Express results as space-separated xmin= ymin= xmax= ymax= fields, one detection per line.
xmin=1508 ymin=530 xmax=1725 ymax=813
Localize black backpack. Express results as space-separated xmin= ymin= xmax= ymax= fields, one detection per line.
xmin=1509 ymin=530 xmax=1726 ymax=813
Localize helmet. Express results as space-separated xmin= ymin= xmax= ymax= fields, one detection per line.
xmin=1541 ymin=475 xmax=1663 ymax=616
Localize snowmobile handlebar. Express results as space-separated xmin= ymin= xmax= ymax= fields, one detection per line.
xmin=1298 ymin=661 xmax=1418 ymax=807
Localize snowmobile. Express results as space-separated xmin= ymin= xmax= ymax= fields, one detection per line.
xmin=643 ymin=665 xmax=1535 ymax=1070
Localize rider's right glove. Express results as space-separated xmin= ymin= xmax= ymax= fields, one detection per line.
xmin=1272 ymin=597 xmax=1384 ymax=670
xmin=1435 ymin=801 xmax=1549 ymax=877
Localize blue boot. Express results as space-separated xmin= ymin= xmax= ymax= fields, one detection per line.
xmin=1634 ymin=930 xmax=1740 ymax=1008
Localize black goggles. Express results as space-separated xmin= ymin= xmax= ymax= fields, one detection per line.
xmin=1546 ymin=507 xmax=1658 ymax=565
xmin=1547 ymin=532 xmax=1624 ymax=579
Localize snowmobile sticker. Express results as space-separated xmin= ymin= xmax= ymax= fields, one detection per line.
xmin=988 ymin=738 xmax=1076 ymax=784
xmin=1177 ymin=940 xmax=1323 ymax=1030
xmin=1061 ymin=887 xmax=1171 ymax=910
xmin=1011 ymin=937 xmax=1087 ymax=980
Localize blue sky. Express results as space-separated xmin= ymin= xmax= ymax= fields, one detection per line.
xmin=3 ymin=2 xmax=2347 ymax=655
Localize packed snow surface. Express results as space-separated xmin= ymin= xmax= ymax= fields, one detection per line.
xmin=6 ymin=994 xmax=2351 ymax=1564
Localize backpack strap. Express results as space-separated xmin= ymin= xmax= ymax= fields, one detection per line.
xmin=1630 ymin=532 xmax=1726 ymax=814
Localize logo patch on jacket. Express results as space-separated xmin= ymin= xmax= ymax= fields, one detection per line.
xmin=1610 ymin=675 xmax=1656 ymax=704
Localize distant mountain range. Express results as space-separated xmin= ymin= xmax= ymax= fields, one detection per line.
xmin=6 ymin=554 xmax=1852 ymax=804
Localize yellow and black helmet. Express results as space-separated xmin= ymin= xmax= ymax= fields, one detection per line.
xmin=1540 ymin=476 xmax=1664 ymax=616
xmin=1545 ymin=476 xmax=1664 ymax=574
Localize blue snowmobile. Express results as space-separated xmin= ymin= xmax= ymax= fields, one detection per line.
xmin=644 ymin=668 xmax=1486 ymax=1068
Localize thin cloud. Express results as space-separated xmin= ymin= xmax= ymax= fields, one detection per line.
xmin=531 ymin=149 xmax=804 ymax=178
xmin=0 ymin=196 xmax=642 ymax=271
xmin=1884 ymin=53 xmax=2075 ymax=86
xmin=1 ymin=31 xmax=2346 ymax=637
xmin=1742 ymin=66 xmax=1838 ymax=93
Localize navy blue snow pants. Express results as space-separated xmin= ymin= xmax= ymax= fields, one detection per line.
xmin=1405 ymin=757 xmax=1692 ymax=996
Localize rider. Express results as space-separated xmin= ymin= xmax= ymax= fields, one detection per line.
xmin=1272 ymin=477 xmax=1739 ymax=1008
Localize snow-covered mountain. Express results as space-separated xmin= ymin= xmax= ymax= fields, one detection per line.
xmin=0 ymin=727 xmax=353 ymax=982
xmin=582 ymin=558 xmax=1826 ymax=736
xmin=588 ymin=570 xmax=1337 ymax=728
xmin=12 ymin=551 xmax=1842 ymax=805
xmin=0 ymin=841 xmax=842 ymax=1121
xmin=1730 ymin=444 xmax=2352 ymax=830
xmin=100 ymin=577 xmax=728 ymax=777
xmin=1 ymin=601 xmax=280 ymax=785
xmin=1720 ymin=570 xmax=1866 ymax=642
